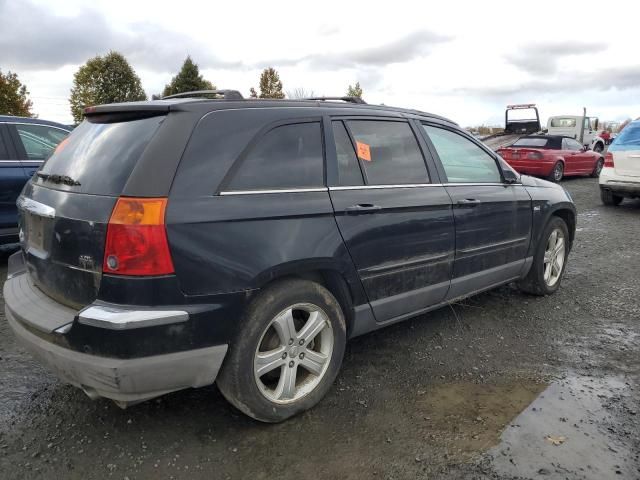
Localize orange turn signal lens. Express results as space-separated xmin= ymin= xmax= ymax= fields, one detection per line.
xmin=109 ymin=197 xmax=167 ymax=225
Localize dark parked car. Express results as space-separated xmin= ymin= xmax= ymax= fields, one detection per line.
xmin=4 ymin=92 xmax=576 ymax=422
xmin=0 ymin=115 xmax=71 ymax=245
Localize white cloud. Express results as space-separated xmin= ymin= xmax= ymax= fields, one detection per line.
xmin=2 ymin=0 xmax=639 ymax=125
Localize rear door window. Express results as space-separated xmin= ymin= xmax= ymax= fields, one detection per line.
xmin=14 ymin=124 xmax=69 ymax=160
xmin=227 ymin=122 xmax=324 ymax=191
xmin=345 ymin=120 xmax=429 ymax=185
xmin=38 ymin=116 xmax=164 ymax=195
xmin=423 ymin=125 xmax=501 ymax=183
xmin=332 ymin=120 xmax=364 ymax=186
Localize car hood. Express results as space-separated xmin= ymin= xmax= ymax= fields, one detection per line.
xmin=520 ymin=174 xmax=561 ymax=189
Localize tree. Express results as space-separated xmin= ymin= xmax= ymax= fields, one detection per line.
xmin=69 ymin=51 xmax=147 ymax=123
xmin=286 ymin=87 xmax=315 ymax=99
xmin=162 ymin=56 xmax=215 ymax=98
xmin=258 ymin=67 xmax=285 ymax=99
xmin=0 ymin=70 xmax=34 ymax=117
xmin=346 ymin=82 xmax=363 ymax=98
xmin=249 ymin=87 xmax=258 ymax=98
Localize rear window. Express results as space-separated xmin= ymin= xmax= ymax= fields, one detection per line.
xmin=513 ymin=138 xmax=549 ymax=148
xmin=37 ymin=116 xmax=164 ymax=195
xmin=612 ymin=124 xmax=640 ymax=146
xmin=550 ymin=118 xmax=576 ymax=128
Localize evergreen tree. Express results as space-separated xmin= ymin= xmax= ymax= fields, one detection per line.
xmin=69 ymin=51 xmax=147 ymax=123
xmin=162 ymin=56 xmax=214 ymax=97
xmin=347 ymin=82 xmax=363 ymax=98
xmin=0 ymin=70 xmax=34 ymax=117
xmin=258 ymin=67 xmax=285 ymax=99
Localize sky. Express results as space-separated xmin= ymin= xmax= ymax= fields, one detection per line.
xmin=1 ymin=0 xmax=638 ymax=127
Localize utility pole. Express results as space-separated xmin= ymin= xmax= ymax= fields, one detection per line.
xmin=579 ymin=107 xmax=587 ymax=145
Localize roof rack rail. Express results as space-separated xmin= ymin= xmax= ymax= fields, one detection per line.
xmin=161 ymin=89 xmax=244 ymax=100
xmin=306 ymin=96 xmax=366 ymax=104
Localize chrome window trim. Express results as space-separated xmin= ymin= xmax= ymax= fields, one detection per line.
xmin=78 ymin=306 xmax=189 ymax=330
xmin=17 ymin=196 xmax=55 ymax=218
xmin=0 ymin=160 xmax=24 ymax=164
xmin=220 ymin=187 xmax=328 ymax=195
xmin=220 ymin=182 xmax=522 ymax=194
xmin=0 ymin=121 xmax=71 ymax=133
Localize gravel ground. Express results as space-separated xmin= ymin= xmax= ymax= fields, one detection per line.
xmin=0 ymin=177 xmax=638 ymax=480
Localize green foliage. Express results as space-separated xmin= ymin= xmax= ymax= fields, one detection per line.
xmin=347 ymin=82 xmax=363 ymax=98
xmin=249 ymin=87 xmax=258 ymax=98
xmin=69 ymin=51 xmax=147 ymax=123
xmin=258 ymin=67 xmax=285 ymax=99
xmin=162 ymin=56 xmax=214 ymax=98
xmin=0 ymin=70 xmax=33 ymax=117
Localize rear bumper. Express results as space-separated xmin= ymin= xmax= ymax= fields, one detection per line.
xmin=4 ymin=251 xmax=229 ymax=405
xmin=505 ymin=160 xmax=555 ymax=176
xmin=6 ymin=308 xmax=227 ymax=404
xmin=599 ymin=168 xmax=640 ymax=197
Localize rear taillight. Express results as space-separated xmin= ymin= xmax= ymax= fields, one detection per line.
xmin=604 ymin=152 xmax=614 ymax=168
xmin=527 ymin=151 xmax=544 ymax=160
xmin=103 ymin=197 xmax=174 ymax=276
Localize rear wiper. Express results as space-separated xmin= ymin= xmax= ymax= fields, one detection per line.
xmin=36 ymin=172 xmax=81 ymax=186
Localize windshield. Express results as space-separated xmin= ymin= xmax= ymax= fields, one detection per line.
xmin=550 ymin=118 xmax=576 ymax=128
xmin=37 ymin=116 xmax=165 ymax=195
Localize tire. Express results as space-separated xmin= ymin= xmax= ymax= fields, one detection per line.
xmin=548 ymin=161 xmax=564 ymax=182
xmin=518 ymin=217 xmax=570 ymax=296
xmin=590 ymin=158 xmax=604 ymax=178
xmin=593 ymin=142 xmax=604 ymax=153
xmin=217 ymin=279 xmax=346 ymax=423
xmin=600 ymin=188 xmax=623 ymax=206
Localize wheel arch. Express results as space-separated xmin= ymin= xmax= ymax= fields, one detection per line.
xmin=550 ymin=207 xmax=576 ymax=250
xmin=249 ymin=260 xmax=365 ymax=338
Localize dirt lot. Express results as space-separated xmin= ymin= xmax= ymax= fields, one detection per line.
xmin=1 ymin=177 xmax=639 ymax=480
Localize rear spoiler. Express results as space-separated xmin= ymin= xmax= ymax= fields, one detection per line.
xmin=83 ymin=102 xmax=170 ymax=123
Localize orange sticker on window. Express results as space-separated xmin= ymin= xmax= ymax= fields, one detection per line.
xmin=356 ymin=141 xmax=371 ymax=161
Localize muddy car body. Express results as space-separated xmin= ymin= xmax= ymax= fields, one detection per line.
xmin=4 ymin=93 xmax=576 ymax=422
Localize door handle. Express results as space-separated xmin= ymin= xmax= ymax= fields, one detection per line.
xmin=457 ymin=198 xmax=481 ymax=207
xmin=345 ymin=203 xmax=382 ymax=214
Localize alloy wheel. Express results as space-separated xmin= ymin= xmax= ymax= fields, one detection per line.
xmin=253 ymin=303 xmax=334 ymax=404
xmin=543 ymin=228 xmax=566 ymax=287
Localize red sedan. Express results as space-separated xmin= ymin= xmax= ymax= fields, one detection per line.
xmin=497 ymin=135 xmax=604 ymax=182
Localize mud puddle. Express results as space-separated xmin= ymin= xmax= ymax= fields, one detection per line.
xmin=486 ymin=375 xmax=635 ymax=479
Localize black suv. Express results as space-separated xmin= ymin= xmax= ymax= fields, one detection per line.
xmin=4 ymin=92 xmax=576 ymax=422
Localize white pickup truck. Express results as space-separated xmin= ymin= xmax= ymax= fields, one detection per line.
xmin=547 ymin=115 xmax=606 ymax=153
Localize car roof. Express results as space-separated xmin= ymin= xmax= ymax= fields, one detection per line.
xmin=0 ymin=115 xmax=72 ymax=130
xmin=85 ymin=98 xmax=459 ymax=127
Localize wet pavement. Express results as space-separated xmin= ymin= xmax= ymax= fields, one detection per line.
xmin=1 ymin=177 xmax=639 ymax=479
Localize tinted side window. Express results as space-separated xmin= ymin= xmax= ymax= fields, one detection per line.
xmin=346 ymin=120 xmax=428 ymax=185
xmin=0 ymin=127 xmax=9 ymax=160
xmin=423 ymin=125 xmax=501 ymax=183
xmin=228 ymin=122 xmax=324 ymax=190
xmin=332 ymin=120 xmax=363 ymax=186
xmin=14 ymin=124 xmax=68 ymax=160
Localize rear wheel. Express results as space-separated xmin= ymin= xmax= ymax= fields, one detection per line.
xmin=600 ymin=188 xmax=623 ymax=206
xmin=548 ymin=162 xmax=564 ymax=182
xmin=591 ymin=158 xmax=604 ymax=178
xmin=217 ymin=279 xmax=346 ymax=423
xmin=518 ymin=217 xmax=569 ymax=296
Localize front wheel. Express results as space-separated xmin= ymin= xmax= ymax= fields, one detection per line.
xmin=518 ymin=217 xmax=569 ymax=296
xmin=593 ymin=142 xmax=604 ymax=153
xmin=217 ymin=279 xmax=346 ymax=423
xmin=548 ymin=162 xmax=564 ymax=182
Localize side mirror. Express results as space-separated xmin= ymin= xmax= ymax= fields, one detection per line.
xmin=502 ymin=168 xmax=520 ymax=184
